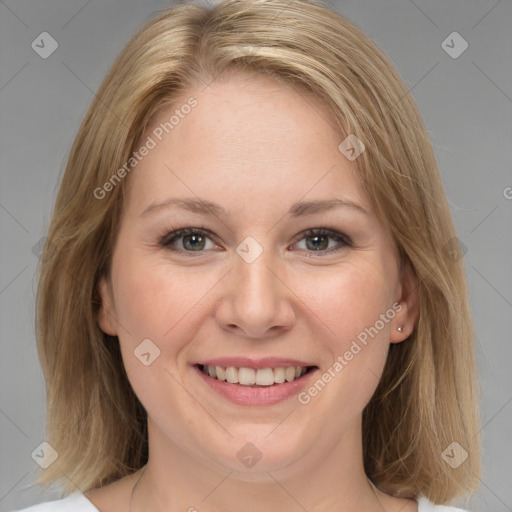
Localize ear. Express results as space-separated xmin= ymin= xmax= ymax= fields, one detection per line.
xmin=389 ymin=259 xmax=420 ymax=344
xmin=97 ymin=275 xmax=118 ymax=336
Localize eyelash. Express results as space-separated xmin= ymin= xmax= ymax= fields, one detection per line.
xmin=158 ymin=224 xmax=353 ymax=257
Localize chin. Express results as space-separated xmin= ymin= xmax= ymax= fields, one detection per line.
xmin=201 ymin=428 xmax=310 ymax=477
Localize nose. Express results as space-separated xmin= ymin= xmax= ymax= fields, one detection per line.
xmin=214 ymin=246 xmax=296 ymax=340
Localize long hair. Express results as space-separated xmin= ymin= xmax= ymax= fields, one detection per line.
xmin=34 ymin=0 xmax=481 ymax=502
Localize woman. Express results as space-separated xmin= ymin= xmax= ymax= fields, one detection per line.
xmin=13 ymin=0 xmax=481 ymax=510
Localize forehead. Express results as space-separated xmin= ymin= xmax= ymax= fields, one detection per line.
xmin=123 ymin=74 xmax=371 ymax=221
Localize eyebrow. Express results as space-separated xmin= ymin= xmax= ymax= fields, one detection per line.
xmin=140 ymin=196 xmax=369 ymax=218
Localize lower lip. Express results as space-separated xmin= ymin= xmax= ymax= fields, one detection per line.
xmin=194 ymin=365 xmax=318 ymax=406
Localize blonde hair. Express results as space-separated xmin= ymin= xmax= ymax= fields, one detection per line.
xmin=34 ymin=0 xmax=481 ymax=503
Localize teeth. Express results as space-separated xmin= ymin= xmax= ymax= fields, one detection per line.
xmin=226 ymin=366 xmax=238 ymax=384
xmin=274 ymin=367 xmax=285 ymax=383
xmin=257 ymin=368 xmax=276 ymax=386
xmin=238 ymin=367 xmax=256 ymax=385
xmin=285 ymin=367 xmax=296 ymax=382
xmin=215 ymin=366 xmax=225 ymax=381
xmin=201 ymin=365 xmax=310 ymax=386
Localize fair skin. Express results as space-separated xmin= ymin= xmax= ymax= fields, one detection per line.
xmin=87 ymin=73 xmax=420 ymax=512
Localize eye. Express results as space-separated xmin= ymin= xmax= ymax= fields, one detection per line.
xmin=159 ymin=226 xmax=218 ymax=255
xmin=159 ymin=226 xmax=352 ymax=257
xmin=292 ymin=228 xmax=352 ymax=255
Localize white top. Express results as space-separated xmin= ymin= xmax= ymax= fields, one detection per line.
xmin=11 ymin=492 xmax=470 ymax=511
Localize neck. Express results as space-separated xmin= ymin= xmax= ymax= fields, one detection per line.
xmin=129 ymin=416 xmax=395 ymax=512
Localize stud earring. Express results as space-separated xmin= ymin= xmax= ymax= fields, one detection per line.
xmin=397 ymin=326 xmax=404 ymax=332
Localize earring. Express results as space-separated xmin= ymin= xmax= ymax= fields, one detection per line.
xmin=397 ymin=326 xmax=404 ymax=332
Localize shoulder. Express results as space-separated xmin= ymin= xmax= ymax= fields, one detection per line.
xmin=10 ymin=492 xmax=99 ymax=512
xmin=11 ymin=471 xmax=138 ymax=512
xmin=417 ymin=495 xmax=470 ymax=512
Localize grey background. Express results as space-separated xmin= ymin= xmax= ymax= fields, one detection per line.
xmin=1 ymin=0 xmax=511 ymax=510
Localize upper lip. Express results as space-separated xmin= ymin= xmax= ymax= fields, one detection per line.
xmin=195 ymin=357 xmax=316 ymax=369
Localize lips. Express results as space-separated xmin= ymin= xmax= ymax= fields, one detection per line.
xmin=199 ymin=364 xmax=310 ymax=386
xmin=197 ymin=357 xmax=315 ymax=370
xmin=193 ymin=357 xmax=319 ymax=406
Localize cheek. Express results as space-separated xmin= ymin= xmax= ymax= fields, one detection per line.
xmin=112 ymin=250 xmax=177 ymax=331
xmin=296 ymin=262 xmax=396 ymax=408
xmin=313 ymin=264 xmax=396 ymax=404
xmin=111 ymin=254 xmax=218 ymax=363
xmin=109 ymin=256 xmax=196 ymax=409
xmin=296 ymin=260 xmax=395 ymax=349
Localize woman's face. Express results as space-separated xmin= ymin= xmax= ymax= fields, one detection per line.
xmin=98 ymin=74 xmax=418 ymax=478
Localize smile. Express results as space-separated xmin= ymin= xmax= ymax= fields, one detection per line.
xmin=193 ymin=359 xmax=319 ymax=406
xmin=199 ymin=364 xmax=311 ymax=386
